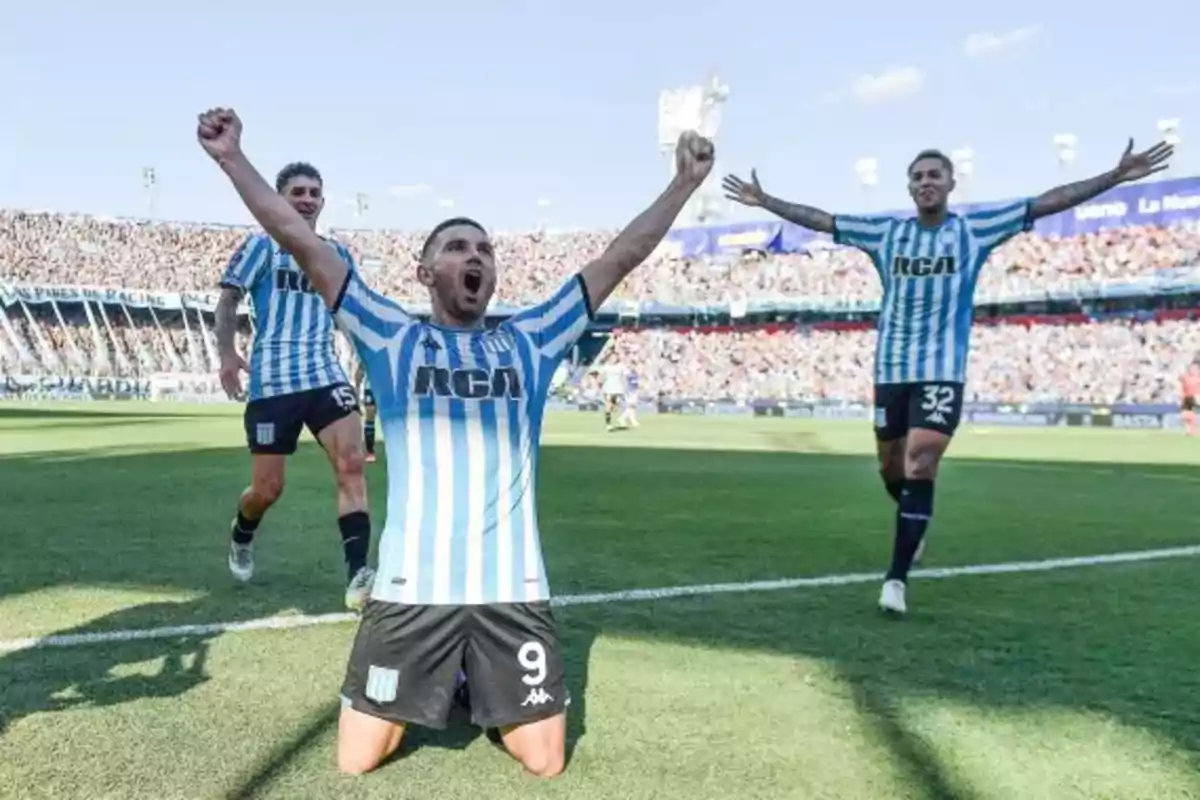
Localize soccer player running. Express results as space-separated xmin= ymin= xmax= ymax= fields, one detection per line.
xmin=722 ymin=138 xmax=1173 ymax=615
xmin=197 ymin=106 xmax=714 ymax=777
xmin=213 ymin=161 xmax=376 ymax=610
xmin=352 ymin=360 xmax=378 ymax=462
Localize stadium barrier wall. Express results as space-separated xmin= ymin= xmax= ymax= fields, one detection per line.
xmin=0 ymin=376 xmax=1184 ymax=430
xmin=5 ymin=266 xmax=1200 ymax=322
xmin=549 ymin=398 xmax=1184 ymax=430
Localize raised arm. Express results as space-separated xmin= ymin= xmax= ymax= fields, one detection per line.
xmin=196 ymin=107 xmax=348 ymax=307
xmin=1029 ymin=138 xmax=1174 ymax=220
xmin=580 ymin=131 xmax=714 ymax=309
xmin=722 ymin=169 xmax=835 ymax=234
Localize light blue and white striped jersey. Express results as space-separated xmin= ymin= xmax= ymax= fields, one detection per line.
xmin=219 ymin=233 xmax=355 ymax=400
xmin=833 ymin=199 xmax=1033 ymax=385
xmin=334 ymin=270 xmax=593 ymax=606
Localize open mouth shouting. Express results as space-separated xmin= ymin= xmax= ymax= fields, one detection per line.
xmin=462 ymin=268 xmax=483 ymax=296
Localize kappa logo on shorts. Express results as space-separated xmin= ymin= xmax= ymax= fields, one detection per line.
xmin=255 ymin=422 xmax=275 ymax=446
xmin=365 ymin=665 xmax=399 ymax=704
xmin=874 ymin=407 xmax=888 ymax=429
xmin=520 ymin=687 xmax=554 ymax=708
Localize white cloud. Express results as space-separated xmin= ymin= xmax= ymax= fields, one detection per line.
xmin=387 ymin=183 xmax=431 ymax=199
xmin=963 ymin=25 xmax=1040 ymax=59
xmin=851 ymin=66 xmax=924 ymax=104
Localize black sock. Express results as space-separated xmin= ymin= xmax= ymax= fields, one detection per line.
xmin=886 ymin=479 xmax=934 ymax=583
xmin=604 ymin=410 xmax=612 ymax=425
xmin=232 ymin=509 xmax=261 ymax=545
xmin=881 ymin=473 xmax=904 ymax=504
xmin=339 ymin=511 xmax=371 ymax=580
xmin=363 ymin=420 xmax=376 ymax=454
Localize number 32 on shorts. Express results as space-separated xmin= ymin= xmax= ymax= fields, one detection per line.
xmin=921 ymin=385 xmax=956 ymax=416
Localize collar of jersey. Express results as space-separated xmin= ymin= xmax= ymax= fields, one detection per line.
xmin=422 ymin=318 xmax=488 ymax=334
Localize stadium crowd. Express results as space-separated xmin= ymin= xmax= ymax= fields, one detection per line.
xmin=3 ymin=209 xmax=1200 ymax=405
xmin=4 ymin=209 xmax=1200 ymax=306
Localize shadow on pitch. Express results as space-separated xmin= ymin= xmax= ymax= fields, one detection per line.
xmin=0 ymin=601 xmax=215 ymax=737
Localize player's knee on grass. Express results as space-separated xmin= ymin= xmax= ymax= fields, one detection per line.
xmin=336 ymin=705 xmax=404 ymax=776
xmin=500 ymin=713 xmax=567 ymax=778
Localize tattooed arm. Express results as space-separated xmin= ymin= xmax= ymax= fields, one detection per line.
xmin=722 ymin=170 xmax=834 ymax=233
xmin=214 ymin=287 xmax=248 ymax=399
xmin=1030 ymin=138 xmax=1174 ymax=220
xmin=1029 ymin=169 xmax=1122 ymax=220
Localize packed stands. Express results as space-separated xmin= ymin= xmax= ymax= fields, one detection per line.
xmin=3 ymin=175 xmax=1200 ymax=406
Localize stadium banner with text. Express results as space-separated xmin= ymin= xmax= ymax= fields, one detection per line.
xmin=668 ymin=175 xmax=1200 ymax=257
xmin=0 ymin=284 xmax=249 ymax=314
xmin=1 ymin=374 xmax=151 ymax=400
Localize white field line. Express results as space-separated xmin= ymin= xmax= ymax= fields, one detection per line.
xmin=3 ymin=544 xmax=1199 ymax=654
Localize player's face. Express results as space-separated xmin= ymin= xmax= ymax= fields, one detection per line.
xmin=419 ymin=224 xmax=497 ymax=325
xmin=907 ymin=158 xmax=955 ymax=213
xmin=280 ymin=176 xmax=325 ymax=228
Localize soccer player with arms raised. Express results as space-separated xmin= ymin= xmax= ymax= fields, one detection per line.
xmin=723 ymin=138 xmax=1172 ymax=615
xmin=197 ymin=106 xmax=714 ymax=777
xmin=214 ymin=162 xmax=376 ymax=610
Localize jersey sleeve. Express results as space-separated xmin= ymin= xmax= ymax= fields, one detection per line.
xmin=331 ymin=269 xmax=414 ymax=352
xmin=507 ymin=274 xmax=594 ymax=363
xmin=219 ymin=234 xmax=271 ymax=291
xmin=333 ymin=241 xmax=359 ymax=272
xmin=832 ymin=215 xmax=893 ymax=265
xmin=964 ymin=199 xmax=1034 ymax=250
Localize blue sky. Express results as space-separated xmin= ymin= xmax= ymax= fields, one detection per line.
xmin=1 ymin=0 xmax=1196 ymax=232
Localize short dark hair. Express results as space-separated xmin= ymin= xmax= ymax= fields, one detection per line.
xmin=275 ymin=162 xmax=323 ymax=193
xmin=907 ymin=149 xmax=954 ymax=177
xmin=420 ymin=216 xmax=489 ymax=260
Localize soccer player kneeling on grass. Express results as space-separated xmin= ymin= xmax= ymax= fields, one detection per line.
xmin=197 ymin=106 xmax=715 ymax=777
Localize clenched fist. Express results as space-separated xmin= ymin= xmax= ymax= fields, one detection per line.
xmin=675 ymin=131 xmax=715 ymax=186
xmin=196 ymin=108 xmax=244 ymax=162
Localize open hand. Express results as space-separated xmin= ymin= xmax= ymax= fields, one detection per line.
xmin=721 ymin=169 xmax=767 ymax=207
xmin=218 ymin=352 xmax=248 ymax=400
xmin=1114 ymin=138 xmax=1174 ymax=183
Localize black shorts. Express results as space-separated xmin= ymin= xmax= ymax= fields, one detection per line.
xmin=362 ymin=387 xmax=376 ymax=407
xmin=340 ymin=600 xmax=567 ymax=731
xmin=243 ymin=383 xmax=360 ymax=455
xmin=1183 ymin=396 xmax=1196 ymax=412
xmin=874 ymin=381 xmax=965 ymax=441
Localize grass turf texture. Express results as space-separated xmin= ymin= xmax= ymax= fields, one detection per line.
xmin=1 ymin=402 xmax=1199 ymax=799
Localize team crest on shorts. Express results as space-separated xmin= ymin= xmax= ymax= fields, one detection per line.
xmin=255 ymin=422 xmax=275 ymax=446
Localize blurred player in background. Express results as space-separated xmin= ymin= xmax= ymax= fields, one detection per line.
xmin=213 ymin=161 xmax=375 ymax=611
xmin=620 ymin=366 xmax=640 ymax=428
xmin=724 ymin=137 xmax=1173 ymax=615
xmin=197 ymin=105 xmax=713 ymax=777
xmin=598 ymin=358 xmax=627 ymax=431
xmin=1181 ymin=362 xmax=1199 ymax=436
xmin=353 ymin=360 xmax=378 ymax=462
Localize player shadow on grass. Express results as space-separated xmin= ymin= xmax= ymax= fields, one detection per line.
xmin=0 ymin=601 xmax=215 ymax=738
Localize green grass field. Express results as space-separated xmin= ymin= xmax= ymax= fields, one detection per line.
xmin=2 ymin=403 xmax=1200 ymax=799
